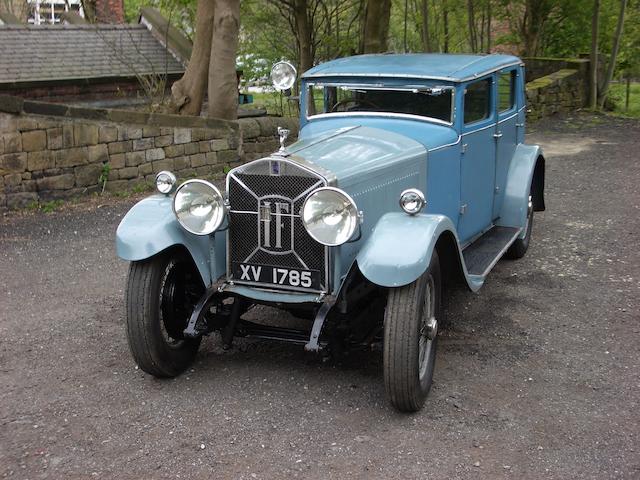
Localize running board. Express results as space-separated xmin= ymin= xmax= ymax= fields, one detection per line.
xmin=462 ymin=226 xmax=521 ymax=276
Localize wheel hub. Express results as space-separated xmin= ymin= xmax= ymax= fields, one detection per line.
xmin=424 ymin=317 xmax=438 ymax=341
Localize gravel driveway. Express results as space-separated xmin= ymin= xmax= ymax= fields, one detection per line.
xmin=1 ymin=113 xmax=638 ymax=479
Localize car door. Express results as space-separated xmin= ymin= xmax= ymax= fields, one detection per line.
xmin=458 ymin=76 xmax=496 ymax=244
xmin=493 ymin=68 xmax=519 ymax=219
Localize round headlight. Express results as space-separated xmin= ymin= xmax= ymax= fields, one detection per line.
xmin=302 ymin=187 xmax=359 ymax=246
xmin=173 ymin=180 xmax=225 ymax=235
xmin=399 ymin=188 xmax=426 ymax=215
xmin=155 ymin=170 xmax=176 ymax=194
xmin=271 ymin=61 xmax=297 ymax=91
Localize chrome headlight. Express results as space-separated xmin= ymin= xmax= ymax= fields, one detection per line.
xmin=173 ymin=180 xmax=225 ymax=235
xmin=399 ymin=188 xmax=426 ymax=215
xmin=155 ymin=170 xmax=176 ymax=194
xmin=302 ymin=187 xmax=359 ymax=246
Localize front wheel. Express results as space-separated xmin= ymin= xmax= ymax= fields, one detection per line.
xmin=125 ymin=251 xmax=204 ymax=377
xmin=384 ymin=251 xmax=442 ymax=412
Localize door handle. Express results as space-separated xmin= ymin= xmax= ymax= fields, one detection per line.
xmin=516 ymin=123 xmax=524 ymax=127
xmin=493 ymin=132 xmax=503 ymax=139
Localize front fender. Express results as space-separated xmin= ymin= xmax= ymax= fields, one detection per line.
xmin=116 ymin=195 xmax=223 ymax=285
xmin=498 ymin=143 xmax=545 ymax=236
xmin=356 ymin=212 xmax=458 ymax=288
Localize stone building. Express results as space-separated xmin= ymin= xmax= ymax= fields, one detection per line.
xmin=0 ymin=9 xmax=188 ymax=103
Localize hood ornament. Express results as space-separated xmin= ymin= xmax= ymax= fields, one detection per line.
xmin=277 ymin=127 xmax=290 ymax=154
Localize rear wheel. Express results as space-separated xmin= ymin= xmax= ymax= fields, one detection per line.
xmin=125 ymin=250 xmax=204 ymax=377
xmin=384 ymin=252 xmax=442 ymax=412
xmin=506 ymin=194 xmax=534 ymax=259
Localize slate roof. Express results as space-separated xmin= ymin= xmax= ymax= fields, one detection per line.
xmin=0 ymin=24 xmax=185 ymax=86
xmin=302 ymin=53 xmax=522 ymax=82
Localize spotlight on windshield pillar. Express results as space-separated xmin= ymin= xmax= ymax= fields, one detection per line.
xmin=271 ymin=61 xmax=297 ymax=95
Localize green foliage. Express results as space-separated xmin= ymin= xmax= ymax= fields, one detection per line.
xmin=131 ymin=182 xmax=154 ymax=194
xmin=26 ymin=199 xmax=65 ymax=213
xmin=99 ymin=162 xmax=111 ymax=195
xmin=41 ymin=200 xmax=64 ymax=213
xmin=239 ymin=1 xmax=294 ymax=83
xmin=124 ymin=0 xmax=196 ymax=38
xmin=125 ymin=0 xmax=639 ymax=106
xmin=617 ymin=1 xmax=640 ymax=77
xmin=609 ymin=81 xmax=640 ymax=117
xmin=239 ymin=0 xmax=363 ymax=83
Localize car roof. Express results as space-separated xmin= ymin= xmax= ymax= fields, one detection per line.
xmin=302 ymin=53 xmax=522 ymax=82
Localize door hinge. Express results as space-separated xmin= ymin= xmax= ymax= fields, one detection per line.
xmin=495 ymin=186 xmax=500 ymax=194
xmin=516 ymin=123 xmax=524 ymax=128
xmin=461 ymin=143 xmax=468 ymax=154
xmin=460 ymin=204 xmax=467 ymax=215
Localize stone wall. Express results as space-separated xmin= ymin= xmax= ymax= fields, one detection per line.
xmin=0 ymin=96 xmax=297 ymax=211
xmin=523 ymin=57 xmax=590 ymax=84
xmin=522 ymin=57 xmax=591 ymax=121
xmin=525 ymin=68 xmax=588 ymax=121
xmin=1 ymin=78 xmax=163 ymax=104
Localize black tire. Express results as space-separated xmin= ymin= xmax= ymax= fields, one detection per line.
xmin=506 ymin=194 xmax=533 ymax=259
xmin=125 ymin=250 xmax=204 ymax=377
xmin=384 ymin=251 xmax=442 ymax=412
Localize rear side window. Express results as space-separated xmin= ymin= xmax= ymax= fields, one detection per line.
xmin=464 ymin=79 xmax=491 ymax=124
xmin=498 ymin=70 xmax=516 ymax=112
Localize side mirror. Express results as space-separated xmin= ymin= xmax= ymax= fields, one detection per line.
xmin=271 ymin=61 xmax=297 ymax=92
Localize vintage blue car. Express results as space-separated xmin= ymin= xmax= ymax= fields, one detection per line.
xmin=116 ymin=54 xmax=545 ymax=412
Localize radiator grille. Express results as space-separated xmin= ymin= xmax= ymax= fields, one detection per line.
xmin=227 ymin=158 xmax=328 ymax=292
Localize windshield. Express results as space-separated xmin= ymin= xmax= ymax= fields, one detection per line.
xmin=306 ymin=84 xmax=453 ymax=124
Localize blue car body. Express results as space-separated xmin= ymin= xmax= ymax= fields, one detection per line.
xmin=116 ymin=54 xmax=546 ymax=410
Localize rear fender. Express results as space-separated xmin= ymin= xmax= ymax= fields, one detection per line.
xmin=356 ymin=212 xmax=479 ymax=290
xmin=115 ymin=195 xmax=225 ymax=285
xmin=498 ymin=144 xmax=545 ymax=237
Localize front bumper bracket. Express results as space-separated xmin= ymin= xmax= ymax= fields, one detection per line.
xmin=304 ymin=296 xmax=336 ymax=352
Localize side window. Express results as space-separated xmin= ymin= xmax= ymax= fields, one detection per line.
xmin=306 ymin=85 xmax=324 ymax=116
xmin=464 ymin=78 xmax=491 ymax=124
xmin=498 ymin=70 xmax=516 ymax=112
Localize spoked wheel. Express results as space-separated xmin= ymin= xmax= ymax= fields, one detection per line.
xmin=125 ymin=250 xmax=205 ymax=377
xmin=384 ymin=251 xmax=442 ymax=412
xmin=507 ymin=194 xmax=534 ymax=259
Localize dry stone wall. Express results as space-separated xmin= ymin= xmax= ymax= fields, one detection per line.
xmin=0 ymin=96 xmax=297 ymax=211
xmin=525 ymin=68 xmax=588 ymax=121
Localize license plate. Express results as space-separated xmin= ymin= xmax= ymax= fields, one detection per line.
xmin=232 ymin=262 xmax=321 ymax=290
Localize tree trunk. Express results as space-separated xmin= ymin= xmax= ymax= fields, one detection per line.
xmin=599 ymin=0 xmax=627 ymax=108
xmin=208 ymin=0 xmax=240 ymax=120
xmin=403 ymin=0 xmax=409 ymax=52
xmin=420 ymin=0 xmax=431 ymax=52
xmin=294 ymin=0 xmax=314 ymax=74
xmin=479 ymin=8 xmax=485 ymax=52
xmin=486 ymin=0 xmax=491 ymax=52
xmin=443 ymin=0 xmax=449 ymax=53
xmin=170 ymin=0 xmax=215 ymax=116
xmin=361 ymin=0 xmax=392 ymax=53
xmin=467 ymin=0 xmax=477 ymax=52
xmin=589 ymin=0 xmax=600 ymax=109
xmin=81 ymin=0 xmax=96 ymax=22
xmin=520 ymin=0 xmax=554 ymax=56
